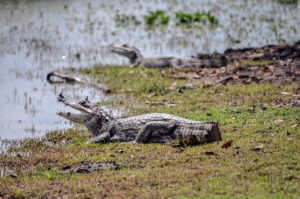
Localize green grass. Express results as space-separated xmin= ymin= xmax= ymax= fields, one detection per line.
xmin=240 ymin=60 xmax=277 ymax=67
xmin=36 ymin=166 xmax=73 ymax=181
xmin=0 ymin=66 xmax=299 ymax=198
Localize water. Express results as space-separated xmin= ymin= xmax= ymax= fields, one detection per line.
xmin=0 ymin=0 xmax=299 ymax=150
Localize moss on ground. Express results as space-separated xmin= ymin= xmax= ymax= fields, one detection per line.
xmin=240 ymin=60 xmax=277 ymax=67
xmin=0 ymin=66 xmax=299 ymax=198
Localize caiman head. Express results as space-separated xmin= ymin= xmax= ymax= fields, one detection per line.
xmin=109 ymin=44 xmax=143 ymax=67
xmin=56 ymin=93 xmax=115 ymax=137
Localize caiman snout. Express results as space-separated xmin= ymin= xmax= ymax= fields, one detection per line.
xmin=56 ymin=110 xmax=91 ymax=124
xmin=56 ymin=93 xmax=96 ymax=124
xmin=109 ymin=44 xmax=133 ymax=55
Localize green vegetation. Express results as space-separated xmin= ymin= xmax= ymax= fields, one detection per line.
xmin=176 ymin=11 xmax=218 ymax=25
xmin=144 ymin=10 xmax=170 ymax=26
xmin=176 ymin=11 xmax=194 ymax=24
xmin=275 ymin=0 xmax=298 ymax=5
xmin=114 ymin=10 xmax=218 ymax=28
xmin=114 ymin=14 xmax=141 ymax=27
xmin=36 ymin=167 xmax=72 ymax=181
xmin=240 ymin=60 xmax=277 ymax=67
xmin=1 ymin=66 xmax=299 ymax=198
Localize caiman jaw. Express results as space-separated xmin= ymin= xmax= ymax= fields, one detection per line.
xmin=62 ymin=101 xmax=93 ymax=114
xmin=56 ymin=110 xmax=90 ymax=124
xmin=56 ymin=93 xmax=95 ymax=124
xmin=109 ymin=45 xmax=132 ymax=56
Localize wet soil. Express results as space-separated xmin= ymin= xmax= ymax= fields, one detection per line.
xmin=171 ymin=41 xmax=300 ymax=85
xmin=62 ymin=161 xmax=121 ymax=174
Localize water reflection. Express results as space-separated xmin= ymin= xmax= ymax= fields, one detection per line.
xmin=0 ymin=0 xmax=299 ymax=148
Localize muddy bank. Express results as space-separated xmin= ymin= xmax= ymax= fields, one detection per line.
xmin=171 ymin=41 xmax=300 ymax=85
xmin=62 ymin=161 xmax=121 ymax=174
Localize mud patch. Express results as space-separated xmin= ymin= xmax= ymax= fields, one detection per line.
xmin=62 ymin=161 xmax=121 ymax=174
xmin=171 ymin=42 xmax=300 ymax=85
xmin=0 ymin=167 xmax=17 ymax=178
xmin=273 ymin=95 xmax=300 ymax=108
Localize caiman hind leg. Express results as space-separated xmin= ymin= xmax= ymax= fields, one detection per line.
xmin=176 ymin=122 xmax=222 ymax=144
xmin=134 ymin=120 xmax=177 ymax=143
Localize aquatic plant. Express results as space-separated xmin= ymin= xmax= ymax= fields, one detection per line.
xmin=144 ymin=10 xmax=169 ymax=26
xmin=115 ymin=10 xmax=217 ymax=28
xmin=176 ymin=11 xmax=218 ymax=25
xmin=115 ymin=14 xmax=141 ymax=27
xmin=275 ymin=0 xmax=298 ymax=4
xmin=203 ymin=11 xmax=218 ymax=25
xmin=175 ymin=11 xmax=194 ymax=24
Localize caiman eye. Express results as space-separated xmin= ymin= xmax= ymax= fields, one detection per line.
xmin=79 ymin=101 xmax=86 ymax=106
xmin=96 ymin=117 xmax=102 ymax=124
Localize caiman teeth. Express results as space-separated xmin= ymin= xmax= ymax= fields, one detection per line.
xmin=56 ymin=110 xmax=65 ymax=115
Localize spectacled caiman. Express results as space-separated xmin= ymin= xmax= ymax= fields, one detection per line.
xmin=47 ymin=71 xmax=111 ymax=93
xmin=109 ymin=44 xmax=227 ymax=68
xmin=56 ymin=93 xmax=222 ymax=144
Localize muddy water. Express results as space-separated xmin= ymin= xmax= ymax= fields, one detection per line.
xmin=0 ymin=0 xmax=299 ymax=150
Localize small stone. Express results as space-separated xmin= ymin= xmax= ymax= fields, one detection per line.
xmin=281 ymin=92 xmax=292 ymax=95
xmin=176 ymin=148 xmax=184 ymax=153
xmin=274 ymin=119 xmax=284 ymax=123
xmin=262 ymin=103 xmax=269 ymax=110
xmin=292 ymin=124 xmax=297 ymax=128
xmin=252 ymin=144 xmax=264 ymax=151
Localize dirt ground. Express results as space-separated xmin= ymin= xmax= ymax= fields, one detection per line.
xmin=170 ymin=41 xmax=300 ymax=85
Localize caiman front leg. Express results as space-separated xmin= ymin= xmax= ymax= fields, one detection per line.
xmin=134 ymin=120 xmax=177 ymax=143
xmin=86 ymin=132 xmax=111 ymax=144
xmin=129 ymin=58 xmax=142 ymax=68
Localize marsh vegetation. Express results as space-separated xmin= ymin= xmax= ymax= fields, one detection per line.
xmin=0 ymin=0 xmax=299 ymax=198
